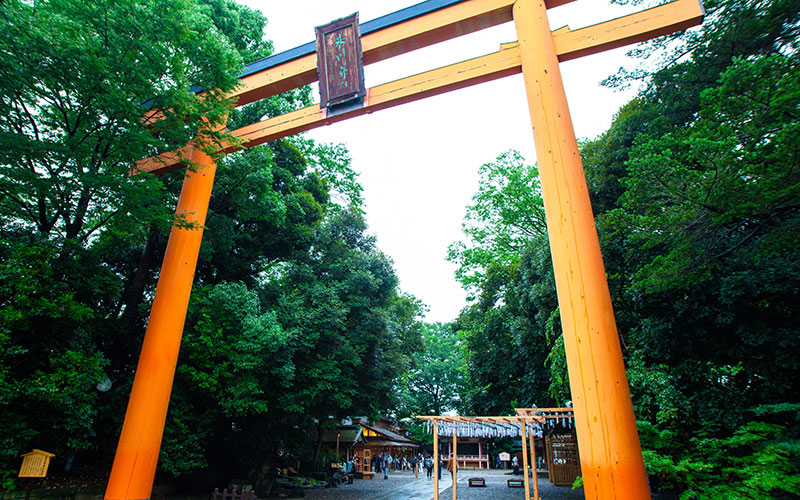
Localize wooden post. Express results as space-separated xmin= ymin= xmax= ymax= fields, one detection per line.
xmin=23 ymin=479 xmax=34 ymax=500
xmin=433 ymin=421 xmax=439 ymax=500
xmin=105 ymin=143 xmax=220 ymax=500
xmin=452 ymin=430 xmax=457 ymax=500
xmin=513 ymin=1 xmax=650 ymax=499
xmin=520 ymin=419 xmax=531 ymax=500
xmin=529 ymin=426 xmax=539 ymax=500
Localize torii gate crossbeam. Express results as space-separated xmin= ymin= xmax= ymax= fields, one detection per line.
xmin=104 ymin=1 xmax=704 ymax=499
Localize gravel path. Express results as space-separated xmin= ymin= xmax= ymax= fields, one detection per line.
xmin=443 ymin=471 xmax=585 ymax=500
xmin=286 ymin=470 xmax=448 ymax=500
xmin=273 ymin=470 xmax=585 ymax=500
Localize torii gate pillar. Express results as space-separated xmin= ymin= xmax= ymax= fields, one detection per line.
xmin=514 ymin=0 xmax=649 ymax=498
xmin=105 ymin=144 xmax=220 ymax=500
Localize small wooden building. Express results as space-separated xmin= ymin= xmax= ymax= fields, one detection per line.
xmin=320 ymin=424 xmax=364 ymax=461
xmin=518 ymin=408 xmax=581 ymax=487
xmin=353 ymin=417 xmax=419 ymax=471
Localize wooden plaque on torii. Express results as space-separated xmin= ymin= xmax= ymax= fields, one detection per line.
xmin=315 ymin=13 xmax=366 ymax=110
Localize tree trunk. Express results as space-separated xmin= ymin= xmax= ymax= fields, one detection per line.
xmin=119 ymin=225 xmax=161 ymax=326
xmin=250 ymin=458 xmax=277 ymax=498
xmin=312 ymin=421 xmax=324 ymax=470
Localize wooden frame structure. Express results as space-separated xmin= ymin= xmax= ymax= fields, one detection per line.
xmin=105 ymin=1 xmax=705 ymax=500
xmin=419 ymin=409 xmax=574 ymax=500
xmin=516 ymin=408 xmax=580 ymax=492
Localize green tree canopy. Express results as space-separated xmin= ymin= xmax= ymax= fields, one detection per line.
xmin=398 ymin=322 xmax=467 ymax=417
xmin=449 ymin=151 xmax=558 ymax=414
xmin=0 ymin=0 xmax=240 ymax=243
xmin=447 ymin=150 xmax=547 ymax=297
xmin=0 ymin=0 xmax=243 ymax=488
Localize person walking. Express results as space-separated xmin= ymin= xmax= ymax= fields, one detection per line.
xmin=383 ymin=453 xmax=389 ymax=480
xmin=425 ymin=454 xmax=433 ymax=479
xmin=346 ymin=458 xmax=354 ymax=484
xmin=446 ymin=453 xmax=456 ymax=482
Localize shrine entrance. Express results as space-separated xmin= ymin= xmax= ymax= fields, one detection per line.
xmin=104 ymin=1 xmax=704 ymax=499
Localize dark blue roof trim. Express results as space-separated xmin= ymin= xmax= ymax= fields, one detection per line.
xmin=239 ymin=0 xmax=470 ymax=79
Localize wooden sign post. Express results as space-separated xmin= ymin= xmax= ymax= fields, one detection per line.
xmin=519 ymin=420 xmax=531 ymax=499
xmin=432 ymin=420 xmax=439 ymax=495
xmin=19 ymin=449 xmax=55 ymax=479
xmin=106 ymin=1 xmax=704 ymax=499
xmin=529 ymin=428 xmax=539 ymax=500
xmin=19 ymin=450 xmax=55 ymax=500
xmin=451 ymin=430 xmax=457 ymax=500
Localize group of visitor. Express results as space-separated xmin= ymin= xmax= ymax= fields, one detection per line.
xmin=409 ymin=452 xmax=434 ymax=478
xmin=373 ymin=452 xmax=404 ymax=479
xmin=372 ymin=452 xmax=421 ymax=476
xmin=412 ymin=453 xmax=441 ymax=479
xmin=329 ymin=458 xmax=355 ymax=487
xmin=336 ymin=450 xmax=526 ymax=486
xmin=370 ymin=452 xmax=444 ymax=480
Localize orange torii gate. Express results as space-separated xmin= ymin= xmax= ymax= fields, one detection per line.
xmin=104 ymin=1 xmax=704 ymax=499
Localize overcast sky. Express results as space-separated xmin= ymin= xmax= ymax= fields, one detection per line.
xmin=236 ymin=0 xmax=645 ymax=322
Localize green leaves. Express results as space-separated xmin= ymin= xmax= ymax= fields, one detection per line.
xmin=181 ymin=282 xmax=289 ymax=413
xmin=619 ymin=53 xmax=800 ymax=296
xmin=449 ymin=150 xmax=561 ymax=414
xmin=275 ymin=208 xmax=408 ymax=418
xmin=448 ymin=150 xmax=546 ymax=297
xmin=160 ymin=202 xmax=424 ymax=483
xmin=639 ymin=405 xmax=800 ymax=499
xmin=0 ymin=0 xmax=241 ymax=243
xmin=0 ymin=0 xmax=269 ymax=485
xmin=400 ymin=323 xmax=467 ymax=417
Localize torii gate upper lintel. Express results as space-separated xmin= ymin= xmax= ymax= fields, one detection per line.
xmin=105 ymin=1 xmax=704 ymax=499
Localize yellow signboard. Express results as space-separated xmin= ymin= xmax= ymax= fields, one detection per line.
xmin=18 ymin=449 xmax=55 ymax=478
